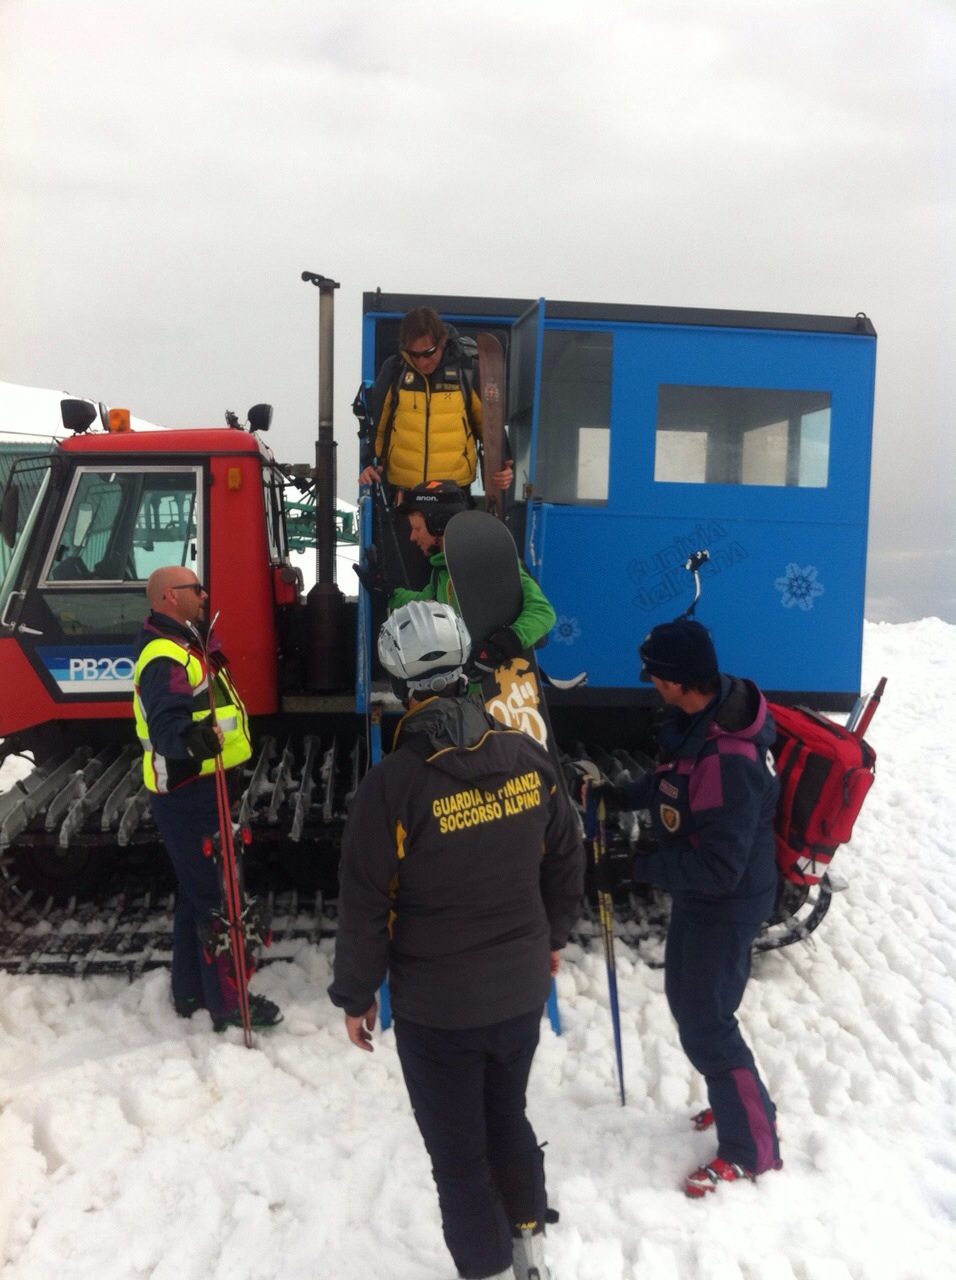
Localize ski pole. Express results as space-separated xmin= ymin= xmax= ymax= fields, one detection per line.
xmin=372 ymin=478 xmax=411 ymax=590
xmin=355 ymin=381 xmax=411 ymax=590
xmin=849 ymin=676 xmax=886 ymax=741
xmin=189 ymin=617 xmax=254 ymax=1048
xmin=584 ymin=780 xmax=626 ymax=1105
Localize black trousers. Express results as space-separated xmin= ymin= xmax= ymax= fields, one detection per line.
xmin=394 ymin=1008 xmax=546 ymax=1280
xmin=665 ymin=903 xmax=781 ymax=1174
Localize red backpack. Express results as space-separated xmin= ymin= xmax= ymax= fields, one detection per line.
xmin=767 ymin=698 xmax=879 ymax=886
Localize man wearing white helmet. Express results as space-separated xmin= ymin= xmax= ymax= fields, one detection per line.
xmin=328 ymin=601 xmax=584 ymax=1280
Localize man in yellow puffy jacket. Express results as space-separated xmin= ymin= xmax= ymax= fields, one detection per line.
xmin=133 ymin=566 xmax=281 ymax=1033
xmin=358 ymin=306 xmax=514 ymax=494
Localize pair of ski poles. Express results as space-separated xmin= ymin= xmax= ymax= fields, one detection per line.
xmin=582 ymin=777 xmax=626 ymax=1107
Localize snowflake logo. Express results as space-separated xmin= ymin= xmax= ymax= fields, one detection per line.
xmin=775 ymin=563 xmax=825 ymax=611
xmin=552 ymin=615 xmax=581 ymax=645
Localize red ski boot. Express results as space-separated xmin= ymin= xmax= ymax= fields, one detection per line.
xmin=684 ymin=1156 xmax=755 ymax=1198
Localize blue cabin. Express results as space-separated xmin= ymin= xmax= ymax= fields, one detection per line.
xmin=360 ymin=292 xmax=877 ymax=712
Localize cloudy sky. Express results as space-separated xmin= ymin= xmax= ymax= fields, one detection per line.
xmin=0 ymin=0 xmax=953 ymax=622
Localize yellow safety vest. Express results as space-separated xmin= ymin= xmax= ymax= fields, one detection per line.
xmin=133 ymin=636 xmax=252 ymax=794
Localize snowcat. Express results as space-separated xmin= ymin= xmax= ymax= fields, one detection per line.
xmin=0 ymin=278 xmax=878 ymax=971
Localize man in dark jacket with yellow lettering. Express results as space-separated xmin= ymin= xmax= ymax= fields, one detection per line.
xmin=329 ymin=601 xmax=584 ymax=1280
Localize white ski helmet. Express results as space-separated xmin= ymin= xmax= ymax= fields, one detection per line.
xmin=378 ymin=601 xmax=471 ymax=696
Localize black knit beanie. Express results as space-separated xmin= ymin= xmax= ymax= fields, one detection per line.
xmin=639 ymin=619 xmax=719 ymax=684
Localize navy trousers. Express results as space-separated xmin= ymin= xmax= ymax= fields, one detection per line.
xmin=150 ymin=777 xmax=237 ymax=1020
xmin=394 ymin=1009 xmax=546 ymax=1280
xmin=665 ymin=903 xmax=781 ymax=1174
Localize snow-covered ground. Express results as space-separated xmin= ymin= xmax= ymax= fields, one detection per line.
xmin=1 ymin=618 xmax=954 ymax=1280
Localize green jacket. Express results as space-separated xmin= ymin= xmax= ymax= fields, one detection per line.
xmin=388 ymin=551 xmax=556 ymax=651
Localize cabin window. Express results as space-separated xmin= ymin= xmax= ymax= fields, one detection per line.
xmin=42 ymin=467 xmax=202 ymax=585
xmin=654 ymin=385 xmax=831 ymax=487
xmin=0 ymin=458 xmax=51 ymax=618
xmin=534 ymin=330 xmax=613 ymax=504
xmin=32 ymin=466 xmax=203 ymax=639
xmin=262 ymin=463 xmax=290 ymax=563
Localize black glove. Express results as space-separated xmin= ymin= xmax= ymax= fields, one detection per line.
xmin=474 ymin=625 xmax=523 ymax=671
xmin=184 ymin=717 xmax=221 ymax=761
xmin=560 ymin=757 xmax=606 ymax=806
xmin=352 ymin=546 xmax=394 ymax=600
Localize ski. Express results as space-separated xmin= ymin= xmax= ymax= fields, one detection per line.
xmin=584 ymin=782 xmax=626 ymax=1105
xmin=189 ymin=622 xmax=271 ymax=1046
xmin=476 ymin=332 xmax=506 ymax=518
xmin=201 ymin=813 xmax=254 ymax=1045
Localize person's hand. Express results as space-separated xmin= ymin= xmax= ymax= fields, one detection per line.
xmin=492 ymin=461 xmax=514 ymax=490
xmin=345 ymin=1000 xmax=378 ymax=1052
xmin=561 ymin=757 xmax=603 ymax=803
xmin=474 ymin=625 xmax=523 ymax=671
xmin=184 ymin=717 xmax=223 ymax=761
xmin=352 ymin=547 xmax=394 ymax=601
xmin=550 ymin=950 xmax=561 ymax=977
xmin=359 ymin=464 xmax=384 ymax=487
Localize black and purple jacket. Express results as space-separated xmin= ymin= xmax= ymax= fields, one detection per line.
xmin=623 ymin=675 xmax=779 ymax=922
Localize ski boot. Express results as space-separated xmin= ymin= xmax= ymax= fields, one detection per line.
xmin=685 ymin=1156 xmax=755 ymax=1197
xmin=213 ymin=994 xmax=283 ymax=1033
xmin=691 ymin=1108 xmax=714 ymax=1131
xmin=512 ymin=1227 xmax=552 ymax=1280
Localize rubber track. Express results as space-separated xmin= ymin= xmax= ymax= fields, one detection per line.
xmin=0 ymin=871 xmax=829 ymax=977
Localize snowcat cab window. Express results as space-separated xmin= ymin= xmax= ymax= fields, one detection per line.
xmin=35 ymin=466 xmax=203 ymax=638
xmin=262 ymin=462 xmax=290 ymax=564
xmin=0 ymin=457 xmax=52 ymax=621
xmin=533 ymin=330 xmax=613 ymax=505
xmin=43 ymin=467 xmax=202 ymax=585
xmin=654 ymin=386 xmax=832 ymax=487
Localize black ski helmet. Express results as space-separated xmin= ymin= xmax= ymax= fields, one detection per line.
xmin=400 ymin=480 xmax=469 ymax=537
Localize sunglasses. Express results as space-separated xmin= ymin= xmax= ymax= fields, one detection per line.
xmin=404 ymin=343 xmax=440 ymax=361
xmin=169 ymin=583 xmax=205 ymax=596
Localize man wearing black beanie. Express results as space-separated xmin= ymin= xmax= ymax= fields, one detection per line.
xmin=612 ymin=618 xmax=783 ymax=1198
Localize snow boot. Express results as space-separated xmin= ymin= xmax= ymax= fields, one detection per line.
xmin=212 ymin=994 xmax=283 ymax=1033
xmin=684 ymin=1156 xmax=755 ymax=1197
xmin=512 ymin=1228 xmax=552 ymax=1280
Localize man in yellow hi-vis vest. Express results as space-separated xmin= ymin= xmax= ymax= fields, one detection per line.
xmin=134 ymin=566 xmax=281 ymax=1033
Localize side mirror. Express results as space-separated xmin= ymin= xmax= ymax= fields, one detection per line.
xmin=60 ymin=398 xmax=98 ymax=434
xmin=248 ymin=403 xmax=273 ymax=433
xmin=1 ymin=486 xmax=19 ymax=550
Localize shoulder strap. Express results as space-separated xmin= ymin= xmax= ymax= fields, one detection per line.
xmin=373 ymin=356 xmax=405 ymax=470
xmin=457 ymin=336 xmax=479 ymax=433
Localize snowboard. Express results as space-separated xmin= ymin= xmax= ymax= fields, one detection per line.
xmin=443 ymin=509 xmax=558 ymax=763
xmin=476 ymin=333 xmax=506 ymax=519
xmin=443 ymin=507 xmax=564 ymax=1038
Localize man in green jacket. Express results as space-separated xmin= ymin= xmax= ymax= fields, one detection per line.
xmin=355 ymin=481 xmax=556 ymax=670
